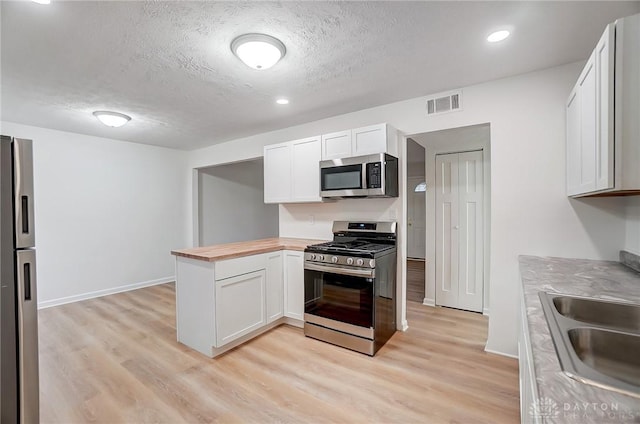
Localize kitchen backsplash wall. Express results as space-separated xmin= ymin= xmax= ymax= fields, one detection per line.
xmin=279 ymin=198 xmax=400 ymax=240
xmin=625 ymin=197 xmax=640 ymax=255
xmin=199 ymin=159 xmax=278 ymax=246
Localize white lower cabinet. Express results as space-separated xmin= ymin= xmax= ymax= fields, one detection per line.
xmin=215 ymin=270 xmax=266 ymax=347
xmin=519 ymin=290 xmax=540 ymax=424
xmin=265 ymin=252 xmax=284 ymax=323
xmin=284 ymin=250 xmax=304 ymax=320
xmin=175 ymin=249 xmax=305 ymax=357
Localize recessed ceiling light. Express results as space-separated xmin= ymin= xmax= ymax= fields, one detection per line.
xmin=92 ymin=111 xmax=131 ymax=128
xmin=487 ymin=30 xmax=510 ymax=43
xmin=276 ymin=98 xmax=289 ymax=105
xmin=32 ymin=0 xmax=51 ymax=4
xmin=231 ymin=33 xmax=286 ymax=70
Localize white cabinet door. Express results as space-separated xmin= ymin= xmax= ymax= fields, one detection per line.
xmin=595 ymin=23 xmax=614 ymax=191
xmin=215 ymin=270 xmax=266 ymax=347
xmin=352 ymin=123 xmax=388 ymax=156
xmin=265 ymin=252 xmax=284 ymax=323
xmin=321 ymin=130 xmax=352 ymax=160
xmin=566 ymin=86 xmax=582 ymax=196
xmin=264 ymin=142 xmax=292 ymax=203
xmin=566 ymin=23 xmax=615 ymax=197
xmin=578 ymin=52 xmax=598 ymax=194
xmin=291 ymin=136 xmax=322 ymax=202
xmin=284 ymin=250 xmax=304 ymax=320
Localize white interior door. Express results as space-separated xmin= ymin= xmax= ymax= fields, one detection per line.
xmin=435 ymin=151 xmax=483 ymax=312
xmin=407 ymin=176 xmax=426 ymax=259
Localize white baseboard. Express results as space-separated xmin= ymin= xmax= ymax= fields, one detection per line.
xmin=38 ymin=276 xmax=175 ymax=309
xmin=401 ymin=319 xmax=409 ymax=331
xmin=483 ymin=307 xmax=490 ymax=316
xmin=422 ymin=297 xmax=435 ymax=307
xmin=484 ymin=347 xmax=518 ymax=359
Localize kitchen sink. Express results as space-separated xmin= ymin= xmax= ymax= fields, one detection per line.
xmin=553 ymin=295 xmax=640 ymax=332
xmin=568 ymin=328 xmax=640 ymax=387
xmin=539 ymin=292 xmax=640 ymax=398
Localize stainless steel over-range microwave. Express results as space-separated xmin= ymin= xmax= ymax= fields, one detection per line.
xmin=320 ymin=153 xmax=398 ymax=198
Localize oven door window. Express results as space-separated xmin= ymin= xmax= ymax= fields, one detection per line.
xmin=320 ymin=164 xmax=363 ymax=191
xmin=304 ymin=269 xmax=373 ymax=328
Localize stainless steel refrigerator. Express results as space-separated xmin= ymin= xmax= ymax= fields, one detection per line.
xmin=1 ymin=136 xmax=39 ymax=424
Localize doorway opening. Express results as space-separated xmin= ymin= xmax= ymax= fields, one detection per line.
xmin=196 ymin=158 xmax=279 ymax=247
xmin=407 ymin=123 xmax=491 ymax=315
xmin=406 ymin=138 xmax=426 ymax=303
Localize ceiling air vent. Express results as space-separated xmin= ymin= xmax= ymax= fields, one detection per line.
xmin=426 ymin=90 xmax=462 ymax=116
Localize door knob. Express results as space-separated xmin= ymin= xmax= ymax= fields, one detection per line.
xmin=453 ymin=225 xmax=460 ymax=229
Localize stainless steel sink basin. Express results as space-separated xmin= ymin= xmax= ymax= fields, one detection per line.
xmin=539 ymin=292 xmax=640 ymax=398
xmin=568 ymin=328 xmax=640 ymax=387
xmin=553 ymin=295 xmax=640 ymax=332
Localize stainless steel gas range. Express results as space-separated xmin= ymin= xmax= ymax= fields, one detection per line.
xmin=303 ymin=221 xmax=397 ymax=356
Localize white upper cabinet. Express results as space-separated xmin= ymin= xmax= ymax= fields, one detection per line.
xmin=567 ymin=15 xmax=640 ymax=197
xmin=566 ymin=51 xmax=598 ymax=196
xmin=264 ymin=136 xmax=321 ymax=204
xmin=352 ymin=123 xmax=398 ymax=157
xmin=291 ymin=136 xmax=322 ymax=202
xmin=321 ymin=123 xmax=398 ymax=160
xmin=321 ymin=130 xmax=352 ymax=160
xmin=264 ymin=142 xmax=292 ymax=203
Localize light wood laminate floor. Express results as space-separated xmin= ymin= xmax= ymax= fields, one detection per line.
xmin=39 ymin=283 xmax=519 ymax=423
xmin=406 ymin=259 xmax=426 ymax=303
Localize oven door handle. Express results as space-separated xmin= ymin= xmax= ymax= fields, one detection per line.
xmin=304 ymin=262 xmax=375 ymax=278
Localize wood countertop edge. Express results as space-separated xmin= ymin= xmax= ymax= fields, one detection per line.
xmin=171 ymin=238 xmax=327 ymax=262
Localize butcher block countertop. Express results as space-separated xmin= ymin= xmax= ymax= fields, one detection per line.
xmin=171 ymin=237 xmax=328 ymax=262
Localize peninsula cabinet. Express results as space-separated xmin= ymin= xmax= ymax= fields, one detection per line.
xmin=174 ymin=248 xmax=307 ymax=358
xmin=215 ymin=270 xmax=266 ymax=347
xmin=321 ymin=123 xmax=398 ymax=160
xmin=567 ymin=14 xmax=640 ymax=197
xmin=518 ymin=290 xmax=540 ymax=424
xmin=284 ymin=250 xmax=304 ymax=321
xmin=264 ymin=136 xmax=322 ymax=204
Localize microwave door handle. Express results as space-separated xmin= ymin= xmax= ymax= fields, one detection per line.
xmin=361 ymin=163 xmax=367 ymax=189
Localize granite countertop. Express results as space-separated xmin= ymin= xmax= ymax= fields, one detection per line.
xmin=519 ymin=255 xmax=640 ymax=423
xmin=171 ymin=237 xmax=328 ymax=262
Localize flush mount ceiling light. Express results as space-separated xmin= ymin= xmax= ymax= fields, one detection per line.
xmin=414 ymin=182 xmax=427 ymax=192
xmin=92 ymin=111 xmax=131 ymax=128
xmin=487 ymin=30 xmax=510 ymax=43
xmin=32 ymin=0 xmax=51 ymax=4
xmin=276 ymin=98 xmax=289 ymax=105
xmin=231 ymin=33 xmax=286 ymax=70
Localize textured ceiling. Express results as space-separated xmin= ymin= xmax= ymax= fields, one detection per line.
xmin=1 ymin=1 xmax=639 ymax=150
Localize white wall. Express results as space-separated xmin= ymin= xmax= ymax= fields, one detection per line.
xmin=0 ymin=121 xmax=189 ymax=307
xmin=187 ymin=61 xmax=629 ymax=357
xmin=625 ymin=197 xmax=640 ymax=255
xmin=199 ymin=159 xmax=278 ymax=246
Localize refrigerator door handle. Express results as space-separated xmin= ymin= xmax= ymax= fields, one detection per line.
xmin=13 ymin=139 xmax=35 ymax=249
xmin=16 ymin=249 xmax=39 ymax=424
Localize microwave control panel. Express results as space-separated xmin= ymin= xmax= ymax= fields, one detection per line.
xmin=366 ymin=162 xmax=382 ymax=188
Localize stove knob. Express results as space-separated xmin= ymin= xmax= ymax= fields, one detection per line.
xmin=369 ymin=259 xmax=375 ymax=268
xmin=356 ymin=258 xmax=364 ymax=266
xmin=318 ymin=255 xmax=325 ymax=261
xmin=310 ymin=254 xmax=316 ymax=260
xmin=331 ymin=256 xmax=338 ymax=263
xmin=346 ymin=258 xmax=354 ymax=265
